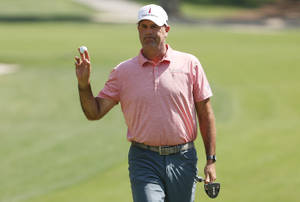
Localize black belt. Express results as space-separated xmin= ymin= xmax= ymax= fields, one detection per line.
xmin=131 ymin=141 xmax=194 ymax=155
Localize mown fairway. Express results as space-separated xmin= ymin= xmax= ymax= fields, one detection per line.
xmin=0 ymin=22 xmax=299 ymax=202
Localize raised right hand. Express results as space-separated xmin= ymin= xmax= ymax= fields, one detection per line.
xmin=75 ymin=48 xmax=91 ymax=88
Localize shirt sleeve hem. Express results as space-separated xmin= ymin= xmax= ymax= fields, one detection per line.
xmin=97 ymin=93 xmax=119 ymax=104
xmin=194 ymin=93 xmax=213 ymax=103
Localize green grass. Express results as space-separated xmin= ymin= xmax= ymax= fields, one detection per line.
xmin=0 ymin=0 xmax=94 ymax=19
xmin=0 ymin=21 xmax=300 ymax=202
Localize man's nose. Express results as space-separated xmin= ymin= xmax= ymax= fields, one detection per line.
xmin=144 ymin=27 xmax=154 ymax=34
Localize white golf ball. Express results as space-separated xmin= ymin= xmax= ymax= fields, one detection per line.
xmin=79 ymin=46 xmax=88 ymax=54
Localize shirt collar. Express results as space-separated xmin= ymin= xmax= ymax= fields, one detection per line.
xmin=138 ymin=44 xmax=172 ymax=67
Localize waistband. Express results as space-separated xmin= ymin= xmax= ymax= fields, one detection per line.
xmin=131 ymin=141 xmax=194 ymax=155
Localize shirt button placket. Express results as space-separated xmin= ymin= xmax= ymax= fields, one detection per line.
xmin=154 ymin=66 xmax=159 ymax=92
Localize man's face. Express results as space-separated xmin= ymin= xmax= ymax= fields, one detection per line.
xmin=138 ymin=20 xmax=170 ymax=49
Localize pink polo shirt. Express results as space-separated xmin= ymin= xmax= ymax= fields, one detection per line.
xmin=98 ymin=45 xmax=212 ymax=146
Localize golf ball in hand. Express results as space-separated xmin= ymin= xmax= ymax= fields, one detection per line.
xmin=80 ymin=46 xmax=88 ymax=54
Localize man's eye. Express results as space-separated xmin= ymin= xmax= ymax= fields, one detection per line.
xmin=151 ymin=25 xmax=158 ymax=29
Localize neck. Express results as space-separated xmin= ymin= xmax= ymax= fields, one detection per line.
xmin=142 ymin=44 xmax=167 ymax=64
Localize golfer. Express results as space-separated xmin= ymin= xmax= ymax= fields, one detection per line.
xmin=75 ymin=4 xmax=217 ymax=202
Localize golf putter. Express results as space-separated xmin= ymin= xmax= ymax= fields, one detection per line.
xmin=195 ymin=176 xmax=220 ymax=199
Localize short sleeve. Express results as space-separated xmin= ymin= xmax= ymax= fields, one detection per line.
xmin=97 ymin=68 xmax=120 ymax=102
xmin=192 ymin=58 xmax=213 ymax=102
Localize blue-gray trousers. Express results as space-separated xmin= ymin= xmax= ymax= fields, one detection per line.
xmin=128 ymin=145 xmax=198 ymax=202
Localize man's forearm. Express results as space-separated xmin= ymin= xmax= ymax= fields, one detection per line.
xmin=199 ymin=110 xmax=216 ymax=157
xmin=78 ymin=83 xmax=100 ymax=120
xmin=196 ymin=100 xmax=216 ymax=157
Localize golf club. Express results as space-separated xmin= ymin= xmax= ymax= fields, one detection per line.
xmin=195 ymin=176 xmax=221 ymax=199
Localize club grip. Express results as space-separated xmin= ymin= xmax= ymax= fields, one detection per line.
xmin=195 ymin=176 xmax=203 ymax=182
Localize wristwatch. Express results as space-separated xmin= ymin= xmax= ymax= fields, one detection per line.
xmin=207 ymin=155 xmax=217 ymax=162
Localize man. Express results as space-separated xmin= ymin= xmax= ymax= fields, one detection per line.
xmin=75 ymin=4 xmax=216 ymax=202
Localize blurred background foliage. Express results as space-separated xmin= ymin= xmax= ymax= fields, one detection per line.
xmin=179 ymin=0 xmax=276 ymax=7
xmin=134 ymin=0 xmax=280 ymax=7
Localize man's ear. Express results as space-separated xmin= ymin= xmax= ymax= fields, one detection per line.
xmin=165 ymin=25 xmax=170 ymax=33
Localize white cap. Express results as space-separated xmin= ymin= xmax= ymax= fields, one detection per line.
xmin=138 ymin=4 xmax=168 ymax=26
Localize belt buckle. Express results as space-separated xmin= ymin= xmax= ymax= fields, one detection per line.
xmin=158 ymin=146 xmax=169 ymax=155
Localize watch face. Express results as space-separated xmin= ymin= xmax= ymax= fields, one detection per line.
xmin=213 ymin=156 xmax=216 ymax=162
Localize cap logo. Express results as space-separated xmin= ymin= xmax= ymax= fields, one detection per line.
xmin=148 ymin=8 xmax=151 ymax=14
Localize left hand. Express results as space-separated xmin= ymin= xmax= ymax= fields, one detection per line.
xmin=204 ymin=162 xmax=216 ymax=183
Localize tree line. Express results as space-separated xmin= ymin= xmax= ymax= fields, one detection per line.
xmin=143 ymin=0 xmax=300 ymax=19
xmin=143 ymin=0 xmax=300 ymax=7
xmin=181 ymin=0 xmax=275 ymax=7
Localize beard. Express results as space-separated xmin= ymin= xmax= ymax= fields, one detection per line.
xmin=142 ymin=37 xmax=159 ymax=48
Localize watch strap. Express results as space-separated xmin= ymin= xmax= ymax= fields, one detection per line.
xmin=207 ymin=155 xmax=217 ymax=162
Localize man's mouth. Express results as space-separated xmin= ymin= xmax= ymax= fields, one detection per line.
xmin=144 ymin=36 xmax=155 ymax=41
